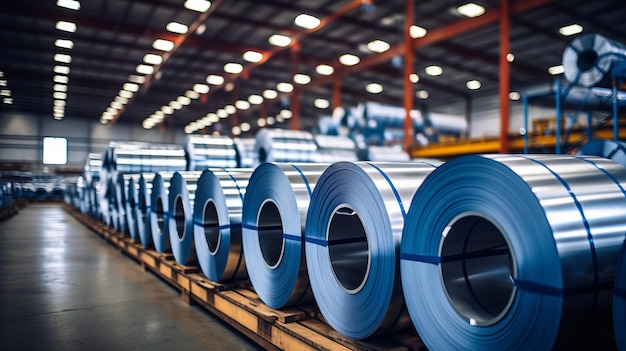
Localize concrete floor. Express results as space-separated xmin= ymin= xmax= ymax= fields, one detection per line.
xmin=0 ymin=204 xmax=263 ymax=351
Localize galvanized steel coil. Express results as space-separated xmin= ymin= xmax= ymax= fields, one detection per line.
xmin=312 ymin=135 xmax=359 ymax=163
xmin=578 ymin=139 xmax=626 ymax=167
xmin=241 ymin=163 xmax=327 ymax=308
xmin=185 ymin=135 xmax=238 ymax=170
xmin=305 ymin=161 xmax=439 ymax=339
xmin=563 ymin=33 xmax=626 ymax=87
xmin=254 ymin=129 xmax=318 ymax=164
xmin=149 ymin=172 xmax=177 ymax=253
xmin=194 ymin=168 xmax=253 ymax=282
xmin=400 ymin=154 xmax=626 ymax=350
xmin=137 ymin=173 xmax=156 ymax=248
xmin=168 ymin=171 xmax=203 ymax=265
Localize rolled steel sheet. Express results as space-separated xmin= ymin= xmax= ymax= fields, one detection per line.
xmin=578 ymin=139 xmax=626 ymax=167
xmin=149 ymin=171 xmax=177 ymax=253
xmin=194 ymin=168 xmax=253 ymax=282
xmin=114 ymin=173 xmax=136 ymax=235
xmin=105 ymin=177 xmax=119 ymax=230
xmin=312 ymin=135 xmax=359 ymax=163
xmin=104 ymin=141 xmax=187 ymax=174
xmin=168 ymin=171 xmax=203 ymax=265
xmin=242 ymin=163 xmax=328 ymax=308
xmin=120 ymin=174 xmax=143 ymax=240
xmin=234 ymin=138 xmax=257 ymax=168
xmin=305 ymin=161 xmax=440 ymax=339
xmin=400 ymin=154 xmax=626 ymax=350
xmin=563 ymin=33 xmax=626 ymax=87
xmin=137 ymin=173 xmax=156 ymax=247
xmin=185 ymin=135 xmax=238 ymax=170
xmin=615 ymin=241 xmax=626 ymax=350
xmin=83 ymin=152 xmax=102 ymax=187
xmin=365 ymin=145 xmax=410 ymax=162
xmin=254 ymin=129 xmax=318 ymax=164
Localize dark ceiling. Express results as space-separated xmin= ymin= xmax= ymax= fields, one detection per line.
xmin=0 ymin=0 xmax=625 ymax=135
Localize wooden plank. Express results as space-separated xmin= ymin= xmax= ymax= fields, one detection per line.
xmin=217 ymin=290 xmax=278 ymax=323
xmin=213 ymin=293 xmax=264 ymax=332
xmin=236 ymin=289 xmax=308 ymax=323
xmin=274 ymin=322 xmax=355 ymax=351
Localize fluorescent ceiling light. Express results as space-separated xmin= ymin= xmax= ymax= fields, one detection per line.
xmin=466 ymin=80 xmax=481 ymax=90
xmin=280 ymin=109 xmax=292 ymax=119
xmin=53 ymin=92 xmax=67 ymax=100
xmin=207 ymin=113 xmax=219 ymax=122
xmin=235 ymin=100 xmax=250 ymax=110
xmin=3 ymin=97 xmax=14 ymax=104
xmin=263 ymin=89 xmax=278 ymax=99
xmin=240 ymin=122 xmax=251 ymax=132
xmin=206 ymin=74 xmax=224 ymax=85
xmin=152 ymin=39 xmax=175 ymax=52
xmin=366 ymin=40 xmax=390 ymax=53
xmin=106 ymin=107 xmax=116 ymax=114
xmin=509 ymin=91 xmax=521 ymax=100
xmin=410 ymin=25 xmax=427 ymax=38
xmin=0 ymin=80 xmax=5 ymax=86
xmin=339 ymin=54 xmax=360 ymax=66
xmin=136 ymin=64 xmax=154 ymax=75
xmin=57 ymin=0 xmax=80 ymax=10
xmin=55 ymin=39 xmax=74 ymax=49
xmin=193 ymin=83 xmax=209 ymax=94
xmin=224 ymin=62 xmax=243 ymax=74
xmin=425 ymin=65 xmax=443 ymax=76
xmin=409 ymin=73 xmax=419 ymax=83
xmin=0 ymin=89 xmax=10 ymax=97
xmin=276 ymin=82 xmax=294 ymax=93
xmin=366 ymin=82 xmax=383 ymax=94
xmin=55 ymin=21 xmax=77 ymax=33
xmin=169 ymin=100 xmax=183 ymax=110
xmin=111 ymin=101 xmax=123 ymax=110
xmin=457 ymin=3 xmax=485 ymax=18
xmin=119 ymin=90 xmax=133 ymax=99
xmin=559 ymin=24 xmax=583 ymax=36
xmin=54 ymin=106 xmax=64 ymax=112
xmin=54 ymin=53 xmax=72 ymax=63
xmin=123 ymin=82 xmax=139 ymax=92
xmin=177 ymin=96 xmax=191 ymax=106
xmin=315 ymin=64 xmax=334 ymax=76
xmin=294 ymin=13 xmax=320 ymax=29
xmin=196 ymin=24 xmax=206 ymax=35
xmin=53 ymin=84 xmax=67 ymax=92
xmin=268 ymin=34 xmax=292 ymax=47
xmin=114 ymin=96 xmax=129 ymax=104
xmin=248 ymin=94 xmax=263 ymax=105
xmin=143 ymin=53 xmax=163 ymax=65
xmin=548 ymin=65 xmax=565 ymax=75
xmin=129 ymin=75 xmax=145 ymax=84
xmin=232 ymin=126 xmax=241 ymax=136
xmin=243 ymin=51 xmax=263 ymax=63
xmin=276 ymin=115 xmax=284 ymax=123
xmin=293 ymin=73 xmax=311 ymax=85
xmin=54 ymin=75 xmax=69 ymax=84
xmin=267 ymin=116 xmax=275 ymax=125
xmin=54 ymin=100 xmax=66 ymax=107
xmin=217 ymin=109 xmax=228 ymax=118
xmin=144 ymin=120 xmax=155 ymax=130
xmin=506 ymin=53 xmax=515 ymax=62
xmin=416 ymin=90 xmax=429 ymax=99
xmin=186 ymin=90 xmax=200 ymax=99
xmin=257 ymin=118 xmax=266 ymax=127
xmin=54 ymin=65 xmax=70 ymax=74
xmin=184 ymin=0 xmax=211 ymax=12
xmin=225 ymin=105 xmax=236 ymax=114
xmin=314 ymin=98 xmax=329 ymax=109
xmin=161 ymin=105 xmax=174 ymax=114
xmin=166 ymin=22 xmax=189 ymax=34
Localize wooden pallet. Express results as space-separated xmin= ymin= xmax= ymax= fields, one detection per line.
xmin=0 ymin=202 xmax=20 ymax=221
xmin=64 ymin=204 xmax=427 ymax=351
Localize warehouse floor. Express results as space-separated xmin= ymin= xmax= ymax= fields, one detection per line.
xmin=0 ymin=204 xmax=262 ymax=351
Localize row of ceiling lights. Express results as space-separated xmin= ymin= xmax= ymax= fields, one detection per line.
xmin=52 ymin=0 xmax=80 ymax=120
xmin=0 ymin=71 xmax=12 ymax=105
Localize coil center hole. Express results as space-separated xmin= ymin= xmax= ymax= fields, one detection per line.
xmin=203 ymin=200 xmax=220 ymax=254
xmin=155 ymin=197 xmax=165 ymax=234
xmin=174 ymin=195 xmax=185 ymax=240
xmin=328 ymin=207 xmax=369 ymax=292
xmin=258 ymin=201 xmax=284 ymax=267
xmin=440 ymin=215 xmax=515 ymax=326
xmin=577 ymin=50 xmax=599 ymax=72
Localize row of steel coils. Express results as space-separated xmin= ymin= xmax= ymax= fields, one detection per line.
xmin=66 ymin=139 xmax=626 ymax=350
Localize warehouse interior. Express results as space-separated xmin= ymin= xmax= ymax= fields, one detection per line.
xmin=1 ymin=0 xmax=626 ymax=350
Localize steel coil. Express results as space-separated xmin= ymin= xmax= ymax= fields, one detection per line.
xmin=149 ymin=171 xmax=177 ymax=253
xmin=234 ymin=138 xmax=257 ymax=168
xmin=365 ymin=145 xmax=410 ymax=162
xmin=563 ymin=33 xmax=626 ymax=87
xmin=578 ymin=139 xmax=626 ymax=167
xmin=242 ymin=163 xmax=327 ymax=308
xmin=400 ymin=154 xmax=626 ymax=350
xmin=615 ymin=241 xmax=626 ymax=350
xmin=254 ymin=129 xmax=318 ymax=164
xmin=137 ymin=173 xmax=156 ymax=248
xmin=168 ymin=171 xmax=203 ymax=265
xmin=185 ymin=135 xmax=238 ymax=170
xmin=312 ymin=135 xmax=359 ymax=162
xmin=194 ymin=168 xmax=253 ymax=282
xmin=305 ymin=161 xmax=439 ymax=339
xmin=104 ymin=141 xmax=187 ymax=174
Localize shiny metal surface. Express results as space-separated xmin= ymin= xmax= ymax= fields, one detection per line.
xmin=400 ymin=154 xmax=626 ymax=350
xmin=305 ymin=161 xmax=439 ymax=339
xmin=563 ymin=33 xmax=626 ymax=87
xmin=242 ymin=163 xmax=328 ymax=308
xmin=168 ymin=171 xmax=203 ymax=265
xmin=234 ymin=138 xmax=257 ymax=168
xmin=149 ymin=171 xmax=177 ymax=253
xmin=137 ymin=173 xmax=156 ymax=248
xmin=578 ymin=139 xmax=626 ymax=168
xmin=312 ymin=135 xmax=359 ymax=163
xmin=254 ymin=129 xmax=318 ymax=164
xmin=185 ymin=135 xmax=238 ymax=170
xmin=194 ymin=168 xmax=253 ymax=282
xmin=104 ymin=141 xmax=187 ymax=174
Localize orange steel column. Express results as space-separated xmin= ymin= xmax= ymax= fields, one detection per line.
xmin=332 ymin=77 xmax=342 ymax=111
xmin=499 ymin=0 xmax=511 ymax=153
xmin=290 ymin=43 xmax=300 ymax=130
xmin=403 ymin=0 xmax=415 ymax=152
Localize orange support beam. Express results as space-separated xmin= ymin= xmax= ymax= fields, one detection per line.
xmin=403 ymin=0 xmax=415 ymax=152
xmin=499 ymin=0 xmax=511 ymax=153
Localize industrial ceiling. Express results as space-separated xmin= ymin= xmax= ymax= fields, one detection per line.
xmin=1 ymin=0 xmax=625 ymax=135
